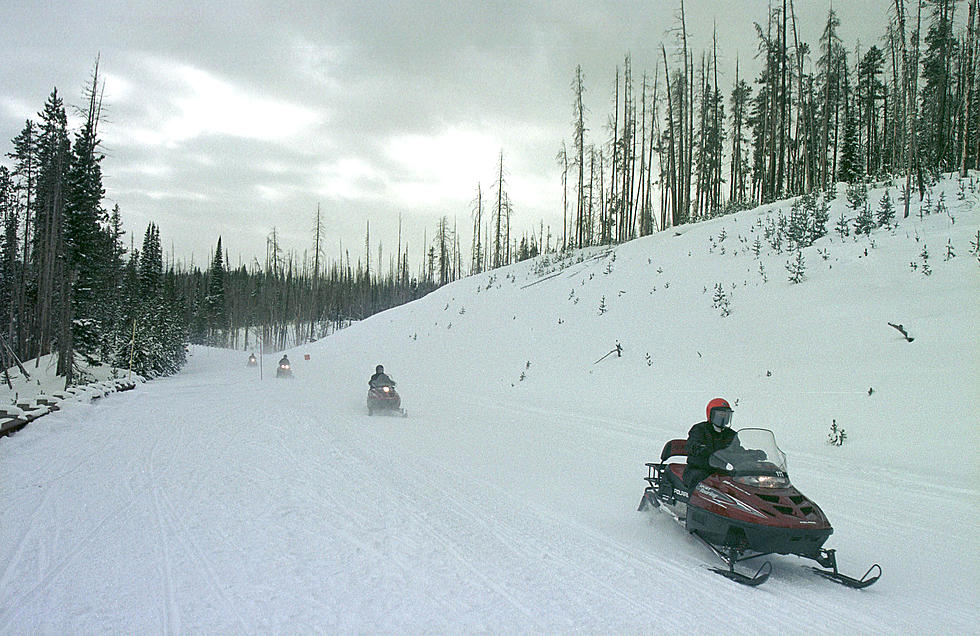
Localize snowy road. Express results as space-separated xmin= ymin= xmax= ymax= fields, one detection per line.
xmin=2 ymin=347 xmax=976 ymax=634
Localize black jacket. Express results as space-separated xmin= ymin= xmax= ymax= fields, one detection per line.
xmin=369 ymin=372 xmax=394 ymax=388
xmin=684 ymin=420 xmax=737 ymax=477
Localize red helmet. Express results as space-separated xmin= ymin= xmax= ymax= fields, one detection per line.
xmin=706 ymin=397 xmax=733 ymax=427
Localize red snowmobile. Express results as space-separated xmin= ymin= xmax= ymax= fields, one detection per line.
xmin=367 ymin=384 xmax=406 ymax=417
xmin=638 ymin=428 xmax=880 ymax=587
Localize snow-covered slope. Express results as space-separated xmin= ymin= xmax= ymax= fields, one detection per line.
xmin=2 ymin=176 xmax=978 ymax=634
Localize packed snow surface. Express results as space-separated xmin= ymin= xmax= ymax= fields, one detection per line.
xmin=2 ymin=177 xmax=979 ymax=634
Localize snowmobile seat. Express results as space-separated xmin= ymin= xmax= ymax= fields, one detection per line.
xmin=666 ymin=463 xmax=687 ymax=489
xmin=660 ymin=439 xmax=687 ymax=462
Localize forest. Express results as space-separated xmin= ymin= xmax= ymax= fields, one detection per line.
xmin=0 ymin=0 xmax=976 ymax=385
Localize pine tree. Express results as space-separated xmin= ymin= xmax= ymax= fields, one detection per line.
xmin=712 ymin=282 xmax=731 ymax=316
xmin=0 ymin=168 xmax=18 ymax=346
xmin=919 ymin=244 xmax=932 ymax=275
xmin=64 ymin=62 xmax=108 ymax=366
xmin=857 ymin=46 xmax=885 ymax=175
xmin=729 ymin=65 xmax=752 ymax=204
xmin=838 ymin=101 xmax=864 ymax=183
xmin=121 ymin=223 xmax=186 ymax=377
xmin=920 ymin=0 xmax=957 ymax=171
xmin=854 ymin=203 xmax=876 ymax=235
xmin=787 ymin=199 xmax=810 ymax=249
xmin=846 ymin=181 xmax=868 ymax=211
xmin=7 ymin=120 xmax=37 ymax=359
xmin=138 ymin=224 xmax=163 ymax=297
xmin=876 ymin=189 xmax=896 ymax=228
xmin=818 ymin=8 xmax=845 ymax=188
xmin=786 ymin=249 xmax=806 ymax=283
xmin=835 ymin=212 xmax=851 ymax=239
xmin=34 ymin=90 xmax=71 ymax=374
xmin=205 ymin=237 xmax=227 ymax=345
xmin=812 ymin=195 xmax=831 ymax=242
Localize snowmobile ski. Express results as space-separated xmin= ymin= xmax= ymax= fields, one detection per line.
xmin=710 ymin=560 xmax=772 ymax=586
xmin=809 ymin=562 xmax=881 ymax=589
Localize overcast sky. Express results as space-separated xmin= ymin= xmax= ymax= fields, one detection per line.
xmin=0 ymin=0 xmax=893 ymax=272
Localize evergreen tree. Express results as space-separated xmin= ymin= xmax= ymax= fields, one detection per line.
xmin=835 ymin=212 xmax=851 ymax=239
xmin=0 ymin=167 xmax=17 ymax=344
xmin=120 ymin=223 xmax=186 ymax=377
xmin=7 ymin=120 xmax=38 ymax=358
xmin=729 ymin=67 xmax=752 ymax=204
xmin=838 ymin=101 xmax=864 ymax=183
xmin=811 ymin=194 xmax=831 ymax=242
xmin=138 ymin=223 xmax=163 ymax=297
xmin=857 ymin=45 xmax=885 ymax=175
xmin=786 ymin=249 xmax=806 ymax=283
xmin=854 ymin=202 xmax=876 ymax=235
xmin=920 ymin=0 xmax=957 ymax=171
xmin=817 ymin=8 xmax=845 ymax=188
xmin=846 ymin=181 xmax=868 ymax=210
xmin=876 ymin=189 xmax=896 ymax=228
xmin=787 ymin=199 xmax=810 ymax=249
xmin=63 ymin=64 xmax=108 ymax=365
xmin=204 ymin=237 xmax=227 ymax=345
xmin=34 ymin=90 xmax=71 ymax=374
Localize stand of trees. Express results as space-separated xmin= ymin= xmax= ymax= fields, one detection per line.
xmin=0 ymin=63 xmax=187 ymax=384
xmin=176 ymin=228 xmax=440 ymax=353
xmin=561 ymin=0 xmax=979 ymax=248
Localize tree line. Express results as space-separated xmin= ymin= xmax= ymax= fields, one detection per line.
xmin=558 ymin=0 xmax=978 ymax=248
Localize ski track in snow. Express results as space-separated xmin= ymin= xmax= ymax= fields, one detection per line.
xmin=3 ymin=366 xmax=974 ymax=634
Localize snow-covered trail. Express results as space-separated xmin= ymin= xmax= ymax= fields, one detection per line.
xmin=2 ymin=347 xmax=975 ymax=634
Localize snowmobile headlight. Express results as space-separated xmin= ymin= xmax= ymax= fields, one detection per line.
xmin=734 ymin=475 xmax=790 ymax=489
xmin=382 ymin=386 xmax=390 ymax=392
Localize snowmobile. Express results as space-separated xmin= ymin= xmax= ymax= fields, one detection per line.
xmin=247 ymin=354 xmax=258 ymax=367
xmin=637 ymin=428 xmax=880 ymax=588
xmin=276 ymin=360 xmax=293 ymax=378
xmin=367 ymin=384 xmax=406 ymax=416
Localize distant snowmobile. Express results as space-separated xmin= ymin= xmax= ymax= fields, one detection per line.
xmin=247 ymin=353 xmax=258 ymax=367
xmin=367 ymin=384 xmax=405 ymax=416
xmin=638 ymin=428 xmax=880 ymax=587
xmin=276 ymin=356 xmax=293 ymax=379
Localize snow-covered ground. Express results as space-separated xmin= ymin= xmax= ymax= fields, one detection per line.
xmin=2 ymin=176 xmax=978 ymax=634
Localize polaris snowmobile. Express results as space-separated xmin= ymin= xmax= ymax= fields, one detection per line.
xmin=276 ymin=360 xmax=293 ymax=378
xmin=637 ymin=428 xmax=880 ymax=588
xmin=367 ymin=384 xmax=406 ymax=416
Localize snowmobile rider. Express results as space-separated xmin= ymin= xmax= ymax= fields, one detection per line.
xmin=683 ymin=398 xmax=738 ymax=489
xmin=369 ymin=364 xmax=395 ymax=389
xmin=279 ymin=354 xmax=290 ymax=368
xmin=247 ymin=352 xmax=257 ymax=365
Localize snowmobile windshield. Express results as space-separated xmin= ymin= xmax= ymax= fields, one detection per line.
xmin=708 ymin=428 xmax=788 ymax=476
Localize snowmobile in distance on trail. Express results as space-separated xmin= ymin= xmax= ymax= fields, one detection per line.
xmin=367 ymin=384 xmax=406 ymax=416
xmin=276 ymin=356 xmax=293 ymax=379
xmin=366 ymin=365 xmax=406 ymax=416
xmin=247 ymin=353 xmax=258 ymax=367
xmin=638 ymin=428 xmax=881 ymax=588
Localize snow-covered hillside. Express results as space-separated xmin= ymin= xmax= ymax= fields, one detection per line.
xmin=2 ymin=176 xmax=978 ymax=634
